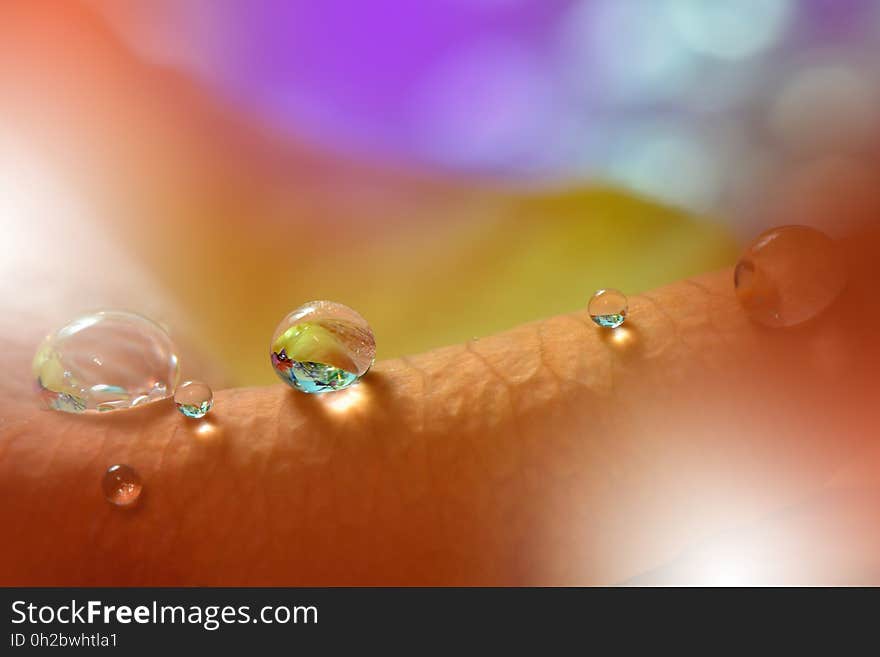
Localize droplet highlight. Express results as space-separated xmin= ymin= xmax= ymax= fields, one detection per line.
xmin=270 ymin=300 xmax=376 ymax=393
xmin=174 ymin=380 xmax=213 ymax=418
xmin=102 ymin=464 xmax=142 ymax=507
xmin=735 ymin=225 xmax=846 ymax=328
xmin=589 ymin=289 xmax=628 ymax=328
xmin=33 ymin=311 xmax=180 ymax=413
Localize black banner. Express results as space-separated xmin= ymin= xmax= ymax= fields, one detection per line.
xmin=0 ymin=587 xmax=873 ymax=650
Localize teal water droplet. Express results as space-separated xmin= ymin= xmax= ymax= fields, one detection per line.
xmin=589 ymin=289 xmax=628 ymax=329
xmin=174 ymin=380 xmax=214 ymax=418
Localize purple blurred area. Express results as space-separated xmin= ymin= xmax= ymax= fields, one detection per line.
xmin=93 ymin=0 xmax=880 ymax=229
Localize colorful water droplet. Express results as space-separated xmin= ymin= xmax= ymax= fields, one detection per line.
xmin=270 ymin=300 xmax=375 ymax=393
xmin=174 ymin=380 xmax=214 ymax=418
xmin=102 ymin=464 xmax=142 ymax=507
xmin=589 ymin=289 xmax=628 ymax=328
xmin=735 ymin=225 xmax=846 ymax=328
xmin=33 ymin=311 xmax=180 ymax=413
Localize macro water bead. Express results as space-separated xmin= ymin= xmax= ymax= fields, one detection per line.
xmin=33 ymin=310 xmax=180 ymax=413
xmin=102 ymin=464 xmax=143 ymax=508
xmin=270 ymin=300 xmax=376 ymax=393
xmin=735 ymin=225 xmax=846 ymax=328
xmin=174 ymin=380 xmax=214 ymax=418
xmin=588 ymin=289 xmax=628 ymax=328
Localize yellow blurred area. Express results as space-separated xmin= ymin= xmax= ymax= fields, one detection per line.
xmin=151 ymin=185 xmax=735 ymax=385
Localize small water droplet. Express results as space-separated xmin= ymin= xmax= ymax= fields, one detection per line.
xmin=102 ymin=464 xmax=142 ymax=507
xmin=735 ymin=225 xmax=846 ymax=328
xmin=33 ymin=311 xmax=180 ymax=413
xmin=270 ymin=300 xmax=376 ymax=393
xmin=589 ymin=289 xmax=628 ymax=328
xmin=174 ymin=380 xmax=213 ymax=418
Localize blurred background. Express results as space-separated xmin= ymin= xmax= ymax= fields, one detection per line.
xmin=2 ymin=0 xmax=879 ymax=385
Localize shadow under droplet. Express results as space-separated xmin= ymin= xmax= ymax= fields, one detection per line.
xmin=277 ymin=368 xmax=397 ymax=432
xmin=598 ymin=323 xmax=643 ymax=359
xmin=317 ymin=384 xmax=370 ymax=415
xmin=187 ymin=416 xmax=224 ymax=442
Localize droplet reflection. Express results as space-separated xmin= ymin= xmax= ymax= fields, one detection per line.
xmin=174 ymin=380 xmax=213 ymax=418
xmin=102 ymin=464 xmax=142 ymax=508
xmin=734 ymin=225 xmax=846 ymax=328
xmin=589 ymin=289 xmax=629 ymax=328
xmin=33 ymin=311 xmax=180 ymax=414
xmin=270 ymin=301 xmax=376 ymax=394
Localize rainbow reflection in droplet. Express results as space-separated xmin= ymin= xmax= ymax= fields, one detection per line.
xmin=270 ymin=301 xmax=376 ymax=394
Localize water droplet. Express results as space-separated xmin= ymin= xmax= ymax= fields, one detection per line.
xmin=735 ymin=225 xmax=846 ymax=328
xmin=270 ymin=300 xmax=375 ymax=393
xmin=174 ymin=380 xmax=213 ymax=418
xmin=589 ymin=289 xmax=628 ymax=328
xmin=102 ymin=464 xmax=142 ymax=507
xmin=33 ymin=311 xmax=180 ymax=413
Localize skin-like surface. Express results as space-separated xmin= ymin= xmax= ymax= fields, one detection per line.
xmin=2 ymin=231 xmax=878 ymax=584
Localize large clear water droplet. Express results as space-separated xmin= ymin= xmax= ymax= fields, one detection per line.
xmin=33 ymin=310 xmax=180 ymax=413
xmin=270 ymin=300 xmax=376 ymax=393
xmin=735 ymin=225 xmax=846 ymax=328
